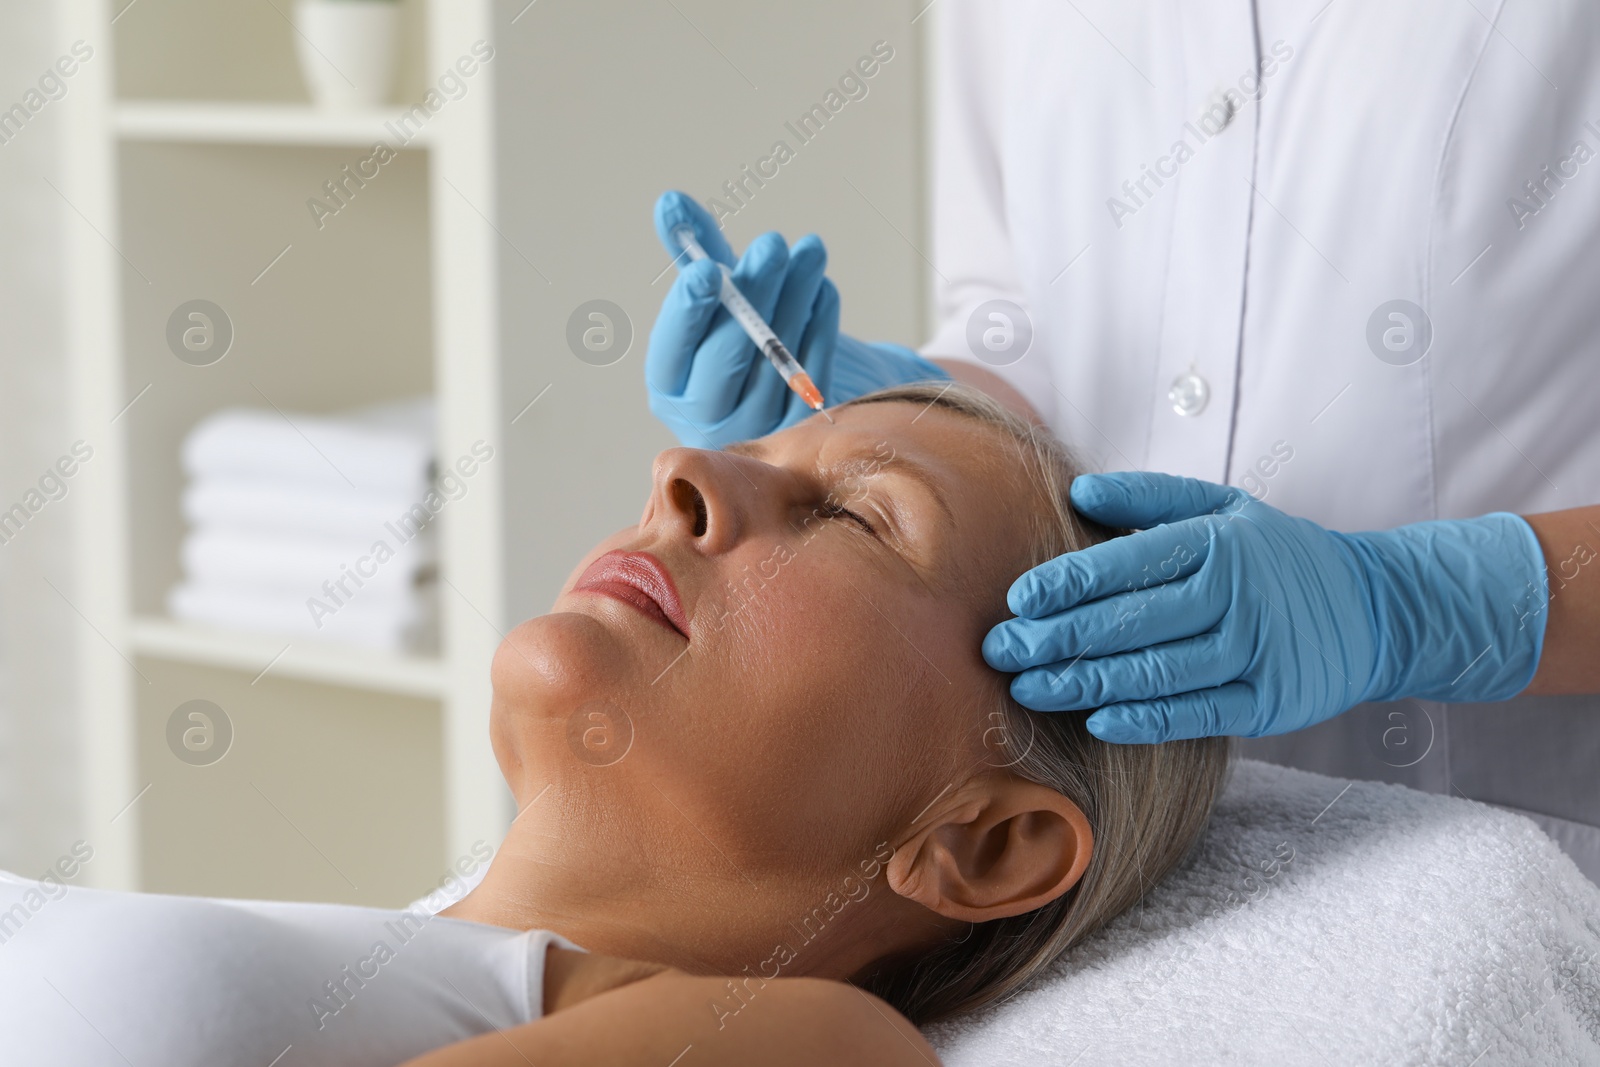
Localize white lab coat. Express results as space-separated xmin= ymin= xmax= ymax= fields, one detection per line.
xmin=925 ymin=0 xmax=1600 ymax=881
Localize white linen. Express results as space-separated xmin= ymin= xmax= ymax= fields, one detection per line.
xmin=926 ymin=759 xmax=1600 ymax=1066
xmin=0 ymin=873 xmax=580 ymax=1067
xmin=182 ymin=480 xmax=433 ymax=542
xmin=168 ymin=580 xmax=437 ymax=654
xmin=182 ymin=401 xmax=432 ymax=497
xmin=170 ymin=396 xmax=439 ymax=653
xmin=180 ymin=528 xmax=434 ymax=597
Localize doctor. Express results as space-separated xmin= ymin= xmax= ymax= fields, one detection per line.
xmin=645 ymin=2 xmax=1600 ymax=880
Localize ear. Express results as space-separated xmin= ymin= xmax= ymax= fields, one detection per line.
xmin=885 ymin=775 xmax=1092 ymax=923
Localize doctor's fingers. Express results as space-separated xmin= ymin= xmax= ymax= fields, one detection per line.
xmin=987 ymin=567 xmax=1227 ymax=671
xmin=645 ymin=258 xmax=727 ymax=399
xmin=749 ymin=236 xmax=830 ymax=430
xmin=1085 ymin=682 xmax=1260 ymax=744
xmin=1006 ymin=517 xmax=1214 ymax=618
xmin=779 ymin=278 xmax=841 ymax=425
xmin=1006 ymin=632 xmax=1247 ymax=712
xmin=678 ymin=233 xmax=794 ymax=418
xmin=653 ymin=189 xmax=737 ymax=266
xmin=767 ymin=234 xmax=828 ymax=347
xmin=1070 ymin=471 xmax=1246 ymax=530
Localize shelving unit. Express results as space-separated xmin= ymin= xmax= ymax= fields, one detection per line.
xmin=130 ymin=617 xmax=448 ymax=699
xmin=58 ymin=0 xmax=506 ymax=903
xmin=115 ymin=101 xmax=437 ymax=148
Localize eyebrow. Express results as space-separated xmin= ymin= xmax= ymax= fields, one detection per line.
xmin=724 ymin=439 xmax=955 ymax=529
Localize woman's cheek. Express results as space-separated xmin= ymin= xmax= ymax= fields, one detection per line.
xmin=703 ymin=541 xmax=878 ymax=695
xmin=703 ymin=538 xmax=831 ymax=641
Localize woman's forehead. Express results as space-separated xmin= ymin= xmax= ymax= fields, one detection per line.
xmin=740 ymin=402 xmax=1022 ymax=498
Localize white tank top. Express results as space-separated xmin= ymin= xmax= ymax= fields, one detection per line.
xmin=0 ymin=870 xmax=580 ymax=1067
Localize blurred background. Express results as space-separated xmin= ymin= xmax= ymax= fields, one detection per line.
xmin=0 ymin=0 xmax=934 ymax=906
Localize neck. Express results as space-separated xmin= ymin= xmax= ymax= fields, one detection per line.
xmin=440 ymin=801 xmax=935 ymax=981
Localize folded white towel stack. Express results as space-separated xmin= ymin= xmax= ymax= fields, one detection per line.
xmin=168 ymin=397 xmax=439 ymax=654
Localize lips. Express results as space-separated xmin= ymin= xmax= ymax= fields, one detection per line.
xmin=573 ymin=550 xmax=690 ymax=640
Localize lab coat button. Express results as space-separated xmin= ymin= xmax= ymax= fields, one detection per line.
xmin=1168 ymin=372 xmax=1210 ymax=416
xmin=1201 ymin=91 xmax=1237 ymax=133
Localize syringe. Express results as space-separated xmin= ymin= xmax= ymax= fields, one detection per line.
xmin=671 ymin=226 xmax=833 ymax=422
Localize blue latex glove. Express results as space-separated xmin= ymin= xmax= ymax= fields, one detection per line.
xmin=646 ymin=190 xmax=948 ymax=447
xmin=984 ymin=472 xmax=1550 ymax=744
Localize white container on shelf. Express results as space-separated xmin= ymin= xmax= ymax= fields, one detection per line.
xmin=294 ymin=0 xmax=400 ymax=109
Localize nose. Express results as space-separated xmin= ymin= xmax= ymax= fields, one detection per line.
xmin=645 ymin=447 xmax=760 ymax=556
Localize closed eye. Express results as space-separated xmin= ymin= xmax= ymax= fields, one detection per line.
xmin=822 ymin=501 xmax=877 ymax=537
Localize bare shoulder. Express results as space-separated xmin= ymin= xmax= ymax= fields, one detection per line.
xmin=562 ymin=969 xmax=944 ymax=1067
xmin=398 ymin=958 xmax=942 ymax=1067
xmin=722 ymin=975 xmax=941 ymax=1067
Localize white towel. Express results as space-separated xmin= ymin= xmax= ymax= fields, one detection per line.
xmin=181 ymin=527 xmax=434 ymax=597
xmin=926 ymin=760 xmax=1600 ymax=1066
xmin=182 ymin=480 xmax=436 ymax=541
xmin=181 ymin=399 xmax=433 ymax=496
xmin=168 ymin=579 xmax=437 ymax=654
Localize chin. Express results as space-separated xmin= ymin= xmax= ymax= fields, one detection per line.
xmin=486 ymin=609 xmax=649 ymax=790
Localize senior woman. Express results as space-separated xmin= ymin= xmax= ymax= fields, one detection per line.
xmin=0 ymin=384 xmax=1227 ymax=1067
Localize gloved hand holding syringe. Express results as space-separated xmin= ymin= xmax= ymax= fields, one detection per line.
xmin=669 ymin=224 xmax=832 ymax=422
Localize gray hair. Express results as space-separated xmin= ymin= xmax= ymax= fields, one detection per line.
xmin=839 ymin=381 xmax=1233 ymax=1025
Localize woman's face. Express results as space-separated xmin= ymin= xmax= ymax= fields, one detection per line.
xmin=490 ymin=400 xmax=1038 ymax=917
